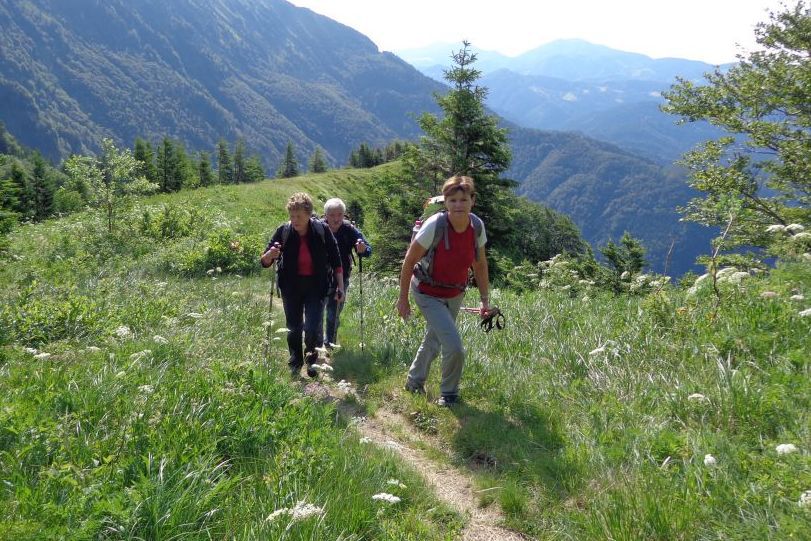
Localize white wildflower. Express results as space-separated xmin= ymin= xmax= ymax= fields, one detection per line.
xmin=703 ymin=454 xmax=717 ymax=467
xmin=24 ymin=347 xmax=38 ymax=355
xmin=290 ymin=500 xmax=323 ymax=521
xmin=799 ymin=490 xmax=811 ymax=508
xmin=759 ymin=291 xmax=778 ymax=299
xmin=115 ymin=325 xmax=133 ymax=339
xmin=799 ymin=308 xmax=811 ymax=317
xmin=206 ymin=269 xmax=215 ymax=276
xmin=360 ymin=437 xmax=372 ymax=444
xmin=215 ymin=266 xmax=222 ymax=273
xmin=620 ymin=271 xmax=630 ymax=280
xmin=34 ymin=352 xmax=51 ymax=360
xmin=786 ymin=223 xmax=805 ymax=233
xmin=153 ymin=335 xmax=169 ymax=344
xmin=776 ymin=443 xmax=799 ymax=455
xmin=262 ymin=321 xmax=272 ymax=328
xmin=156 ymin=281 xmax=168 ymax=288
xmin=275 ymin=328 xmax=290 ymax=334
xmin=766 ymin=224 xmax=786 ymax=233
xmin=688 ymin=393 xmax=707 ymax=402
xmin=791 ymin=231 xmax=811 ymax=241
xmin=138 ymin=384 xmax=155 ymax=395
xmin=790 ymin=295 xmax=805 ymax=301
xmin=372 ymin=493 xmax=401 ymax=504
xmin=85 ymin=346 xmax=101 ymax=352
xmin=387 ymin=479 xmax=407 ymax=489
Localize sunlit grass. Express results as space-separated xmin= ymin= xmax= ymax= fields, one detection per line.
xmin=1 ymin=169 xmax=809 ymax=539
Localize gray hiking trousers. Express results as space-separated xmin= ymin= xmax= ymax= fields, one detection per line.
xmin=406 ymin=280 xmax=465 ymax=397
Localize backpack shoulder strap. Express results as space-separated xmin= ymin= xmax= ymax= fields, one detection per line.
xmin=281 ymin=222 xmax=292 ymax=246
xmin=311 ymin=217 xmax=327 ymax=244
xmin=470 ymin=213 xmax=483 ymax=261
xmin=424 ymin=212 xmax=449 ymax=277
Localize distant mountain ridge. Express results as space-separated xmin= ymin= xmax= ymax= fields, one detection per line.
xmin=396 ymin=39 xmax=723 ymax=83
xmin=398 ymin=39 xmax=725 ymax=164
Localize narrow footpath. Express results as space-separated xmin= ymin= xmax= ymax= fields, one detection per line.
xmin=301 ymin=372 xmax=532 ymax=541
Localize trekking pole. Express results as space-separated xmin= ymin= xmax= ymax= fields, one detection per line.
xmin=263 ymin=261 xmax=276 ymax=364
xmin=460 ymin=306 xmax=505 ymax=333
xmin=358 ymin=255 xmax=365 ymax=352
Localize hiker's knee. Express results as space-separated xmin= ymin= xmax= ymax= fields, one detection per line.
xmin=444 ymin=338 xmax=465 ymax=360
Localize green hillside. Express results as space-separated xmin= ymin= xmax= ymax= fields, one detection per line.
xmin=1 ymin=172 xmax=809 ymax=539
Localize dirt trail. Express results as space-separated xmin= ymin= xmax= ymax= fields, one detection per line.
xmin=303 ymin=380 xmax=531 ymax=541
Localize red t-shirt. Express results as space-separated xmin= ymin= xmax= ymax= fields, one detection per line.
xmin=418 ymin=224 xmax=475 ymax=298
xmin=297 ymin=233 xmax=313 ymax=276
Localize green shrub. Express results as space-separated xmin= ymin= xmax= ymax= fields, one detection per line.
xmin=169 ymin=228 xmax=264 ymax=276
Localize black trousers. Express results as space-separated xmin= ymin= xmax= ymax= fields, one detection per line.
xmin=281 ymin=276 xmax=324 ymax=368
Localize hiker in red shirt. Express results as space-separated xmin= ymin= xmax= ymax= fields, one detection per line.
xmin=261 ymin=192 xmax=344 ymax=378
xmin=397 ymin=175 xmax=491 ymax=406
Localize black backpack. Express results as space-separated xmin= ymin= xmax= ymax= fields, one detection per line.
xmin=278 ymin=218 xmax=336 ymax=295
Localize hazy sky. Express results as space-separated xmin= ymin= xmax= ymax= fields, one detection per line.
xmin=288 ymin=0 xmax=788 ymax=64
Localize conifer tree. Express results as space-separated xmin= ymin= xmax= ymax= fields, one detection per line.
xmin=412 ymin=41 xmax=513 ymax=243
xmin=0 ymin=177 xmax=21 ymax=216
xmin=245 ymin=154 xmax=265 ymax=183
xmin=277 ymin=141 xmax=299 ymax=178
xmin=30 ymin=153 xmax=55 ymax=221
xmin=156 ymin=137 xmax=173 ymax=192
xmin=172 ymin=141 xmax=195 ymax=190
xmin=308 ymin=146 xmax=328 ymax=173
xmin=233 ymin=138 xmax=247 ymax=184
xmin=217 ymin=139 xmax=234 ymax=185
xmin=5 ymin=162 xmax=30 ymax=218
xmin=133 ymin=137 xmax=157 ymax=184
xmin=197 ymin=151 xmax=215 ymax=187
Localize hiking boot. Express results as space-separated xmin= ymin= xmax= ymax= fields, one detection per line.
xmin=288 ymin=355 xmax=303 ymax=378
xmin=404 ymin=381 xmax=425 ymax=394
xmin=305 ymin=351 xmax=318 ymax=378
xmin=436 ymin=395 xmax=459 ymax=407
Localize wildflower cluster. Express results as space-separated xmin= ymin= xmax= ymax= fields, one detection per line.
xmin=265 ymin=500 xmax=324 ymax=523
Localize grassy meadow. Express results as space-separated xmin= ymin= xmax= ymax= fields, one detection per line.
xmin=1 ymin=169 xmax=809 ymax=540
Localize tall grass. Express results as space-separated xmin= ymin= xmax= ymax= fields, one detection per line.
xmin=1 ymin=170 xmax=809 ymax=539
xmin=0 ymin=173 xmax=462 ymax=540
xmin=350 ymin=264 xmax=810 ymax=539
